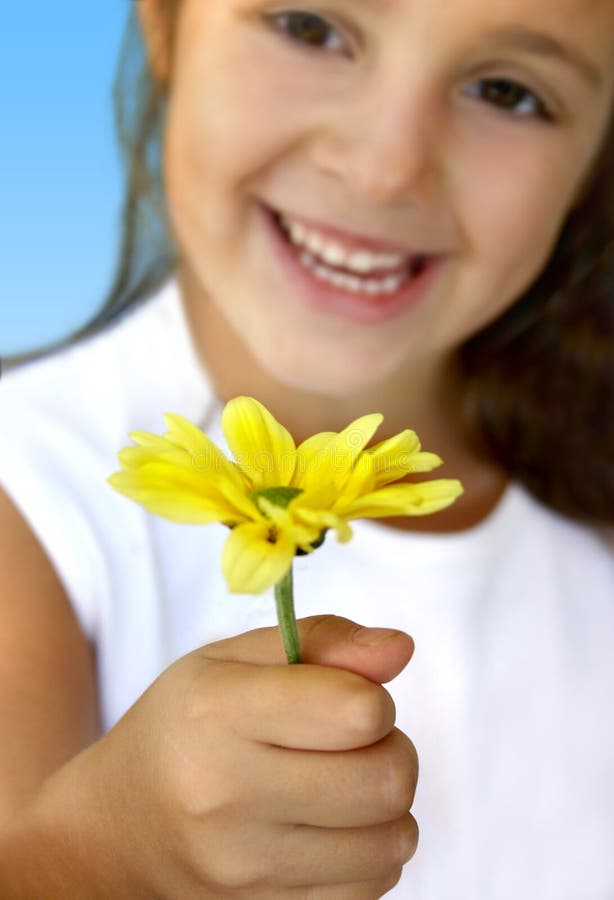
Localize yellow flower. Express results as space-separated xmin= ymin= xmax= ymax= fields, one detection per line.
xmin=108 ymin=397 xmax=463 ymax=594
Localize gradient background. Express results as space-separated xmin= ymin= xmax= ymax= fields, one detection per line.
xmin=0 ymin=1 xmax=129 ymax=356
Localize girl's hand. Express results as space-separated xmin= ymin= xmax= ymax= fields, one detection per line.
xmin=90 ymin=614 xmax=418 ymax=899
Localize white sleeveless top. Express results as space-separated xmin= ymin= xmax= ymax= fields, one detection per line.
xmin=1 ymin=279 xmax=613 ymax=899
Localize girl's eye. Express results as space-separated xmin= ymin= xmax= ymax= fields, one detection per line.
xmin=464 ymin=78 xmax=553 ymax=121
xmin=264 ymin=10 xmax=345 ymax=53
xmin=265 ymin=15 xmax=554 ymax=122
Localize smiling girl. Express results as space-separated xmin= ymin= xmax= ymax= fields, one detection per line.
xmin=0 ymin=0 xmax=612 ymax=897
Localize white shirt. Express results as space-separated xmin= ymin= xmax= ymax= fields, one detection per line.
xmin=1 ymin=278 xmax=613 ymax=898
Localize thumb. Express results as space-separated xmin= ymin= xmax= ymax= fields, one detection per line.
xmin=202 ymin=614 xmax=414 ymax=684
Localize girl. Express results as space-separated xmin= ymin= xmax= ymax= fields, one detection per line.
xmin=0 ymin=0 xmax=612 ymax=896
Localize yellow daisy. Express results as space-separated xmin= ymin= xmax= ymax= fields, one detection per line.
xmin=108 ymin=396 xmax=463 ymax=596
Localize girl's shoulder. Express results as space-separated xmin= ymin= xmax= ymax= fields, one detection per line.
xmin=483 ymin=482 xmax=614 ymax=598
xmin=0 ymin=275 xmax=217 ymax=546
xmin=0 ymin=278 xmax=218 ymax=644
xmin=354 ymin=478 xmax=613 ymax=571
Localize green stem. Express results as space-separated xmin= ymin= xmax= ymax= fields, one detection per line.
xmin=274 ymin=564 xmax=302 ymax=664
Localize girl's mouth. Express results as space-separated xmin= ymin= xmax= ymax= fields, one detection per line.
xmin=261 ymin=203 xmax=445 ymax=326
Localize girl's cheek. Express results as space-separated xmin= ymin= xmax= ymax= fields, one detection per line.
xmin=435 ymin=136 xmax=580 ymax=342
xmin=461 ymin=126 xmax=579 ymax=249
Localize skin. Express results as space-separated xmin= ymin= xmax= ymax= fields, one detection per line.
xmin=0 ymin=481 xmax=417 ymax=898
xmin=0 ymin=1 xmax=612 ymax=897
xmin=143 ymin=0 xmax=613 ymax=529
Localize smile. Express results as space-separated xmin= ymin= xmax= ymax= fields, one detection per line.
xmin=278 ymin=213 xmax=426 ymax=296
xmin=261 ymin=203 xmax=445 ymax=325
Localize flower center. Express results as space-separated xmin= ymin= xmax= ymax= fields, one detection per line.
xmin=251 ymin=485 xmax=303 ymax=514
xmin=266 ymin=525 xmax=279 ymax=544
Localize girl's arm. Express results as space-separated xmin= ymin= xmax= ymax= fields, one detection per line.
xmin=0 ymin=486 xmax=418 ymax=898
xmin=0 ymin=487 xmax=114 ymax=895
xmin=0 ymin=487 xmax=100 ymax=819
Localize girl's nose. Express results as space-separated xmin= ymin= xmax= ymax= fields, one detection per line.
xmin=310 ymin=76 xmax=445 ymax=208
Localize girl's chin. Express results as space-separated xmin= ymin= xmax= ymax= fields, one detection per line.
xmin=245 ymin=333 xmax=394 ymax=397
xmin=181 ymin=256 xmax=409 ymax=396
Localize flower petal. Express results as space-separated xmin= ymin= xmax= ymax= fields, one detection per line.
xmin=256 ymin=498 xmax=322 ymax=551
xmin=369 ymin=430 xmax=421 ymax=461
xmin=293 ymin=415 xmax=382 ymax=492
xmin=293 ymin=504 xmax=354 ymax=544
xmin=330 ymin=453 xmax=377 ymax=511
xmin=107 ymin=471 xmax=239 ymax=524
xmin=291 ymin=432 xmax=336 ymax=489
xmin=367 ymin=430 xmax=443 ymax=487
xmin=216 ymin=478 xmax=265 ymax=523
xmin=334 ymin=413 xmax=383 ymax=459
xmin=163 ymin=413 xmax=246 ymax=489
xmin=108 ymin=459 xmax=245 ymax=523
xmin=222 ymin=397 xmax=297 ymax=490
xmin=342 ymin=479 xmax=464 ymax=518
xmin=117 ymin=444 xmax=193 ymax=471
xmin=129 ymin=431 xmax=181 ymax=451
xmin=222 ymin=521 xmax=296 ymax=594
xmin=402 ymin=452 xmax=443 ymax=473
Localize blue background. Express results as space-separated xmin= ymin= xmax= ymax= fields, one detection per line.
xmin=0 ymin=1 xmax=129 ymax=355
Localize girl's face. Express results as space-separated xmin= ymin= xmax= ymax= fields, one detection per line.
xmin=157 ymin=0 xmax=613 ymax=397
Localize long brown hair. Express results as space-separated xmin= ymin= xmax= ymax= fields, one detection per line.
xmin=460 ymin=117 xmax=613 ymax=524
xmin=6 ymin=3 xmax=613 ymax=525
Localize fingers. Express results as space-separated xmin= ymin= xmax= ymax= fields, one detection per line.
xmin=197 ymin=660 xmax=396 ymax=751
xmin=284 ymin=869 xmax=404 ymax=900
xmin=275 ymin=813 xmax=419 ymax=887
xmin=258 ymin=728 xmax=419 ymax=829
xmin=193 ymin=813 xmax=417 ymax=894
xmin=201 ymin=614 xmax=414 ymax=685
xmin=155 ymin=619 xmax=419 ymax=897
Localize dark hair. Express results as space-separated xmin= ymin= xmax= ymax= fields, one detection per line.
xmin=6 ymin=4 xmax=613 ymax=526
xmin=459 ymin=120 xmax=613 ymax=525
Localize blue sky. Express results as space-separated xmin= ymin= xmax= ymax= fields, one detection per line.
xmin=0 ymin=1 xmax=129 ymax=355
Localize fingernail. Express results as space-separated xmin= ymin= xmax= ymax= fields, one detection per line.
xmin=353 ymin=627 xmax=400 ymax=647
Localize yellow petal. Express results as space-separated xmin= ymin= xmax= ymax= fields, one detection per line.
xmin=255 ymin=498 xmax=321 ymax=550
xmin=293 ymin=415 xmax=382 ymax=491
xmin=255 ymin=497 xmax=289 ymax=526
xmin=367 ymin=430 xmax=441 ymax=487
xmin=222 ymin=397 xmax=297 ymax=490
xmin=128 ymin=431 xmax=179 ymax=451
xmin=291 ymin=431 xmax=336 ymax=489
xmin=163 ymin=413 xmax=246 ymax=490
xmin=107 ymin=472 xmax=240 ymax=524
xmin=331 ymin=452 xmax=377 ymax=510
xmin=402 ymin=452 xmax=443 ymax=473
xmin=290 ymin=483 xmax=338 ymax=510
xmin=293 ymin=504 xmax=354 ymax=544
xmin=216 ymin=478 xmax=265 ymax=523
xmin=222 ymin=521 xmax=296 ymax=594
xmin=292 ymin=488 xmax=354 ymax=542
xmin=343 ymin=479 xmax=464 ymax=518
xmin=117 ymin=444 xmax=193 ymax=471
xmin=334 ymin=413 xmax=383 ymax=459
xmin=369 ymin=430 xmax=421 ymax=460
xmin=108 ymin=459 xmax=248 ymax=523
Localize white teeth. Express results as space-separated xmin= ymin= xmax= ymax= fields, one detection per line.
xmin=283 ymin=216 xmax=408 ymax=274
xmin=299 ymin=250 xmax=408 ymax=295
xmin=320 ymin=243 xmax=348 ymax=267
xmin=382 ymin=274 xmax=404 ymax=292
xmin=288 ymin=221 xmax=307 ymax=244
xmin=305 ymin=233 xmax=325 ymax=256
xmin=347 ymin=250 xmax=407 ymax=273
